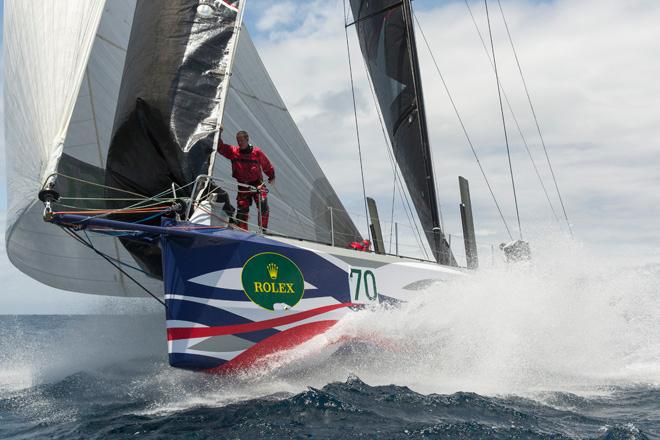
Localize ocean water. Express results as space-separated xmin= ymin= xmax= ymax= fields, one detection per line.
xmin=1 ymin=239 xmax=659 ymax=439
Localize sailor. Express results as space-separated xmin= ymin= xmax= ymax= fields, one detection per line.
xmin=499 ymin=239 xmax=532 ymax=262
xmin=217 ymin=126 xmax=275 ymax=231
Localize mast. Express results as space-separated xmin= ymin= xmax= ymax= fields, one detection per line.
xmin=400 ymin=0 xmax=450 ymax=265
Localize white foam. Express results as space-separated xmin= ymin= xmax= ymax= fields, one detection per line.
xmin=251 ymin=233 xmax=660 ymax=398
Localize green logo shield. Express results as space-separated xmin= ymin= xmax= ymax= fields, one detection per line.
xmin=241 ymin=252 xmax=305 ymax=311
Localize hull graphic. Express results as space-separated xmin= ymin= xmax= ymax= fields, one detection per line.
xmin=161 ymin=224 xmax=463 ymax=371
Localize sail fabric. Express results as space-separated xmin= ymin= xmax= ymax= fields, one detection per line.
xmin=4 ymin=0 xmax=361 ymax=296
xmin=349 ymin=0 xmax=451 ymax=263
xmin=4 ymin=0 xmax=106 ymax=231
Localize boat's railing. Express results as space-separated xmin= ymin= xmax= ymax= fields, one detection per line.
xmin=43 ymin=173 xmax=504 ymax=268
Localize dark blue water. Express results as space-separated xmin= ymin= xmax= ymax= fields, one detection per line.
xmin=1 ymin=315 xmax=659 ymax=439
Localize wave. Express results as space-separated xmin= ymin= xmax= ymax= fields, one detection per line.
xmin=1 ymin=370 xmax=656 ymax=439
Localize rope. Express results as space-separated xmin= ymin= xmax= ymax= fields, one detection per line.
xmin=343 ymin=0 xmax=372 ymax=244
xmin=53 ymin=173 xmax=150 ymax=199
xmin=496 ymin=0 xmax=573 ymax=236
xmin=485 ymin=0 xmax=523 ymax=240
xmin=83 ymin=230 xmax=151 ymax=274
xmin=463 ymin=0 xmax=560 ymax=225
xmin=76 ymin=180 xmax=193 ymax=221
xmin=413 ymin=11 xmax=514 ymax=241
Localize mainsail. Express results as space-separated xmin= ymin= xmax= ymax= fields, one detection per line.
xmin=4 ymin=0 xmax=360 ymax=296
xmin=348 ymin=0 xmax=454 ymax=264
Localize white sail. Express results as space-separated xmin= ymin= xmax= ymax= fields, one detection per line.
xmin=5 ymin=0 xmax=106 ymax=228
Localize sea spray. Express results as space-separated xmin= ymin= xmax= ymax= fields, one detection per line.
xmin=1 ymin=235 xmax=659 ymax=412
xmin=253 ymin=234 xmax=660 ymax=397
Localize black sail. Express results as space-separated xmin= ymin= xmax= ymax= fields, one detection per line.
xmin=349 ymin=0 xmax=454 ymax=264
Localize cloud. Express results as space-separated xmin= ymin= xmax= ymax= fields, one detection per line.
xmin=253 ymin=1 xmax=298 ymax=32
xmin=248 ymin=0 xmax=660 ymax=264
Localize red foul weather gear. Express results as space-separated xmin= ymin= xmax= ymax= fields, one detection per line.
xmin=217 ymin=140 xmax=275 ymax=184
xmin=236 ymin=183 xmax=269 ymax=231
xmin=349 ymin=239 xmax=371 ymax=252
xmin=217 ymin=139 xmax=274 ymax=231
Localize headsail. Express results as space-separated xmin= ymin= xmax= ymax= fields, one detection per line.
xmin=5 ymin=0 xmax=360 ymax=296
xmin=4 ymin=0 xmax=105 ymax=231
xmin=348 ymin=0 xmax=454 ymax=264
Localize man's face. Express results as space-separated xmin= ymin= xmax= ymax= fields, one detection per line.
xmin=237 ymin=133 xmax=249 ymax=149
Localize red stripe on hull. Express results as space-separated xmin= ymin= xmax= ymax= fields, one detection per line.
xmin=208 ymin=320 xmax=339 ymax=373
xmin=167 ymin=302 xmax=355 ymax=341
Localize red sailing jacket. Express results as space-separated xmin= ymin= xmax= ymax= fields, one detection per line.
xmin=217 ymin=140 xmax=275 ymax=185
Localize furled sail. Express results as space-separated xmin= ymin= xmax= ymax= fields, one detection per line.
xmin=348 ymin=0 xmax=454 ymax=264
xmin=4 ymin=0 xmax=361 ymax=296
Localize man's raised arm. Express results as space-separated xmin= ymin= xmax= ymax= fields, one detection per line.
xmin=216 ymin=126 xmax=236 ymax=159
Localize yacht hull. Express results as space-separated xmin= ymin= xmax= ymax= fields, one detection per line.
xmin=162 ymin=226 xmax=463 ymax=372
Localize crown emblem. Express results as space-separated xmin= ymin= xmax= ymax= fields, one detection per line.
xmin=266 ymin=263 xmax=278 ymax=280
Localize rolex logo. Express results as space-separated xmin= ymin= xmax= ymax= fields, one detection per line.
xmin=266 ymin=263 xmax=278 ymax=280
xmin=242 ymin=253 xmax=305 ymax=311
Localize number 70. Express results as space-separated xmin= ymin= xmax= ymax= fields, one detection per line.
xmin=350 ymin=268 xmax=378 ymax=301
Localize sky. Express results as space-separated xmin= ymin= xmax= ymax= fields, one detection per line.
xmin=1 ymin=0 xmax=660 ymax=313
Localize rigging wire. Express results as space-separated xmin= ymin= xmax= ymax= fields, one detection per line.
xmin=484 ymin=0 xmax=523 ymax=240
xmin=343 ymin=0 xmax=372 ymax=244
xmin=463 ymin=0 xmax=560 ymax=224
xmin=83 ymin=230 xmax=151 ymax=275
xmin=413 ymin=12 xmax=514 ymax=240
xmin=61 ymin=227 xmax=166 ymax=307
xmin=495 ymin=0 xmax=573 ymax=237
